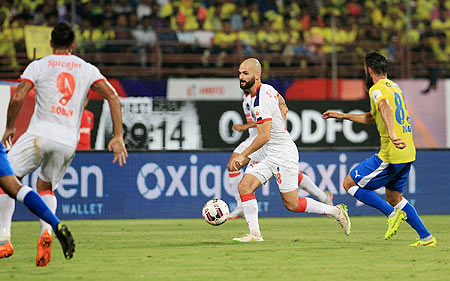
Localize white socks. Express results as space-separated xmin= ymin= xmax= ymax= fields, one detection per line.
xmin=303 ymin=197 xmax=339 ymax=218
xmin=241 ymin=194 xmax=260 ymax=235
xmin=39 ymin=191 xmax=57 ymax=234
xmin=229 ymin=170 xmax=243 ymax=209
xmin=0 ymin=194 xmax=15 ymax=241
xmin=299 ymin=173 xmax=327 ymax=203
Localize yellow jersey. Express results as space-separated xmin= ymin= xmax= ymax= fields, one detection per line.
xmin=369 ymin=78 xmax=416 ymax=164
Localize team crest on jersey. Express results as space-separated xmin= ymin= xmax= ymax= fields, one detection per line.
xmin=372 ymin=89 xmax=382 ymax=103
xmin=385 ymin=82 xmax=391 ymax=87
xmin=246 ymin=103 xmax=250 ymax=110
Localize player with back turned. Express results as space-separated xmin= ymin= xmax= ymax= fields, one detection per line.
xmin=323 ymin=51 xmax=436 ymax=246
xmin=0 ymin=22 xmax=128 ymax=266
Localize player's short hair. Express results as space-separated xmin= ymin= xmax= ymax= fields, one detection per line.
xmin=51 ymin=22 xmax=75 ymax=49
xmin=365 ymin=51 xmax=388 ymax=75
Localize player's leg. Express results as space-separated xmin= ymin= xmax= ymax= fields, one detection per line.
xmin=298 ymin=172 xmax=333 ymax=205
xmin=0 ymin=134 xmax=41 ymax=259
xmin=226 ymin=152 xmax=249 ymax=219
xmin=232 ymin=173 xmax=264 ymax=242
xmin=35 ymin=178 xmax=55 ymax=266
xmin=0 ymin=185 xmax=15 ymax=258
xmin=344 ymin=155 xmax=408 ymax=239
xmin=344 ymin=155 xmax=399 ymax=217
xmin=280 ymin=171 xmax=350 ymax=236
xmin=35 ymin=138 xmax=76 ymax=265
xmin=345 ymin=174 xmax=407 ymax=239
xmin=385 ymin=164 xmax=436 ymax=246
xmin=0 ymin=187 xmax=15 ymax=258
xmin=232 ymin=161 xmax=273 ymax=242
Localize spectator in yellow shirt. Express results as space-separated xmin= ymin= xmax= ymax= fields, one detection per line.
xmin=212 ymin=20 xmax=237 ymax=66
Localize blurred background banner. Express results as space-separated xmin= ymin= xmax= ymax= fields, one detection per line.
xmin=95 ymin=97 xmax=202 ymax=150
xmin=3 ymin=83 xmax=450 ymax=149
xmin=12 ymin=150 xmax=450 ymax=221
xmin=23 ymin=25 xmax=52 ymax=59
xmin=398 ymin=79 xmax=447 ymax=147
xmin=167 ymin=78 xmax=242 ymax=100
xmin=197 ymin=100 xmax=380 ymax=148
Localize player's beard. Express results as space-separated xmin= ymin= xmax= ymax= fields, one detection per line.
xmin=240 ymin=76 xmax=255 ymax=90
xmin=365 ymin=71 xmax=374 ymax=92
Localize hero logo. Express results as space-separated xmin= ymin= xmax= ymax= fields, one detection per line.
xmin=21 ymin=165 xmax=104 ymax=216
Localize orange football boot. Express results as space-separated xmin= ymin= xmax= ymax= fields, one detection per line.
xmin=36 ymin=230 xmax=53 ymax=267
xmin=0 ymin=241 xmax=14 ymax=258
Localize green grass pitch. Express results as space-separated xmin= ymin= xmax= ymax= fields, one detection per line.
xmin=1 ymin=215 xmax=449 ymax=281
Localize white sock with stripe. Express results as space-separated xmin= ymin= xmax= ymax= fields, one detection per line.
xmin=0 ymin=194 xmax=15 ymax=241
xmin=298 ymin=173 xmax=327 ymax=203
xmin=241 ymin=193 xmax=260 ymax=235
xmin=39 ymin=191 xmax=57 ymax=235
xmin=229 ymin=170 xmax=243 ymax=209
xmin=299 ymin=197 xmax=339 ymax=218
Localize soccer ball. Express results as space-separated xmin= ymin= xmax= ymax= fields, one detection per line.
xmin=202 ymin=199 xmax=229 ymax=226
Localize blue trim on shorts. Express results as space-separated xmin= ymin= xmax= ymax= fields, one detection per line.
xmin=0 ymin=143 xmax=14 ymax=177
xmin=350 ymin=154 xmax=413 ymax=193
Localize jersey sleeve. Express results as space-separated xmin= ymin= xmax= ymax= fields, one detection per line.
xmin=19 ymin=60 xmax=39 ymax=86
xmin=253 ymin=91 xmax=274 ymax=124
xmin=369 ymin=86 xmax=386 ymax=113
xmin=88 ymin=64 xmax=106 ymax=87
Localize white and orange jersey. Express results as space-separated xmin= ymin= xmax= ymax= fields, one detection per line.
xmin=250 ymin=83 xmax=298 ymax=163
xmin=19 ymin=54 xmax=105 ymax=148
xmin=242 ymin=92 xmax=257 ymax=138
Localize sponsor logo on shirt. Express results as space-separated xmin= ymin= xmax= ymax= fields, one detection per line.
xmin=48 ymin=59 xmax=81 ymax=70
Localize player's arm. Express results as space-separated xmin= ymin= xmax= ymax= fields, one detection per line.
xmin=232 ymin=122 xmax=256 ymax=132
xmin=278 ymin=94 xmax=288 ymax=120
xmin=1 ymin=81 xmax=33 ymax=146
xmin=378 ymin=99 xmax=406 ymax=149
xmin=322 ymin=111 xmax=375 ymax=125
xmin=91 ymin=80 xmax=128 ymax=165
xmin=231 ymin=120 xmax=271 ymax=170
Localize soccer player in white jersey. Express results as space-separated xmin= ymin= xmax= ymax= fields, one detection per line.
xmin=230 ymin=58 xmax=350 ymax=242
xmin=227 ymin=92 xmax=333 ymax=219
xmin=0 ymin=23 xmax=128 ymax=266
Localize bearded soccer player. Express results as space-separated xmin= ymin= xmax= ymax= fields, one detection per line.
xmin=230 ymin=58 xmax=350 ymax=242
xmin=323 ymin=51 xmax=436 ymax=246
xmin=0 ymin=22 xmax=128 ymax=266
xmin=227 ymin=81 xmax=333 ymax=219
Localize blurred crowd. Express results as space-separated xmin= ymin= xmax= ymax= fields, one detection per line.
xmin=0 ymin=0 xmax=449 ymax=73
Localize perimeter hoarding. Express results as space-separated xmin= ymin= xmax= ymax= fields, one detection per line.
xmin=12 ymin=150 xmax=450 ymax=221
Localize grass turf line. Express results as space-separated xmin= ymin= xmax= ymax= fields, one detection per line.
xmin=0 ymin=215 xmax=448 ymax=281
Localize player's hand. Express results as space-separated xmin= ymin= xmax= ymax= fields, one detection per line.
xmin=232 ymin=124 xmax=247 ymax=132
xmin=389 ymin=134 xmax=407 ymax=149
xmin=231 ymin=154 xmax=246 ymax=170
xmin=322 ymin=111 xmax=343 ymax=119
xmin=1 ymin=128 xmax=16 ymax=149
xmin=107 ymin=136 xmax=128 ymax=166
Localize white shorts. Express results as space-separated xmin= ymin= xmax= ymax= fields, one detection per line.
xmin=245 ymin=158 xmax=298 ymax=193
xmin=8 ymin=133 xmax=76 ymax=190
xmin=233 ymin=136 xmax=263 ymax=162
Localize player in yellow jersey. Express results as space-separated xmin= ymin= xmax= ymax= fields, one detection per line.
xmin=322 ymin=52 xmax=436 ymax=246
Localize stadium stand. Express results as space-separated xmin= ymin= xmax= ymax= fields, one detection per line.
xmin=0 ymin=0 xmax=449 ymax=80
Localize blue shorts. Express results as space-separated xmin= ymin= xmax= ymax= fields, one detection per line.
xmin=0 ymin=142 xmax=14 ymax=177
xmin=350 ymin=154 xmax=413 ymax=193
